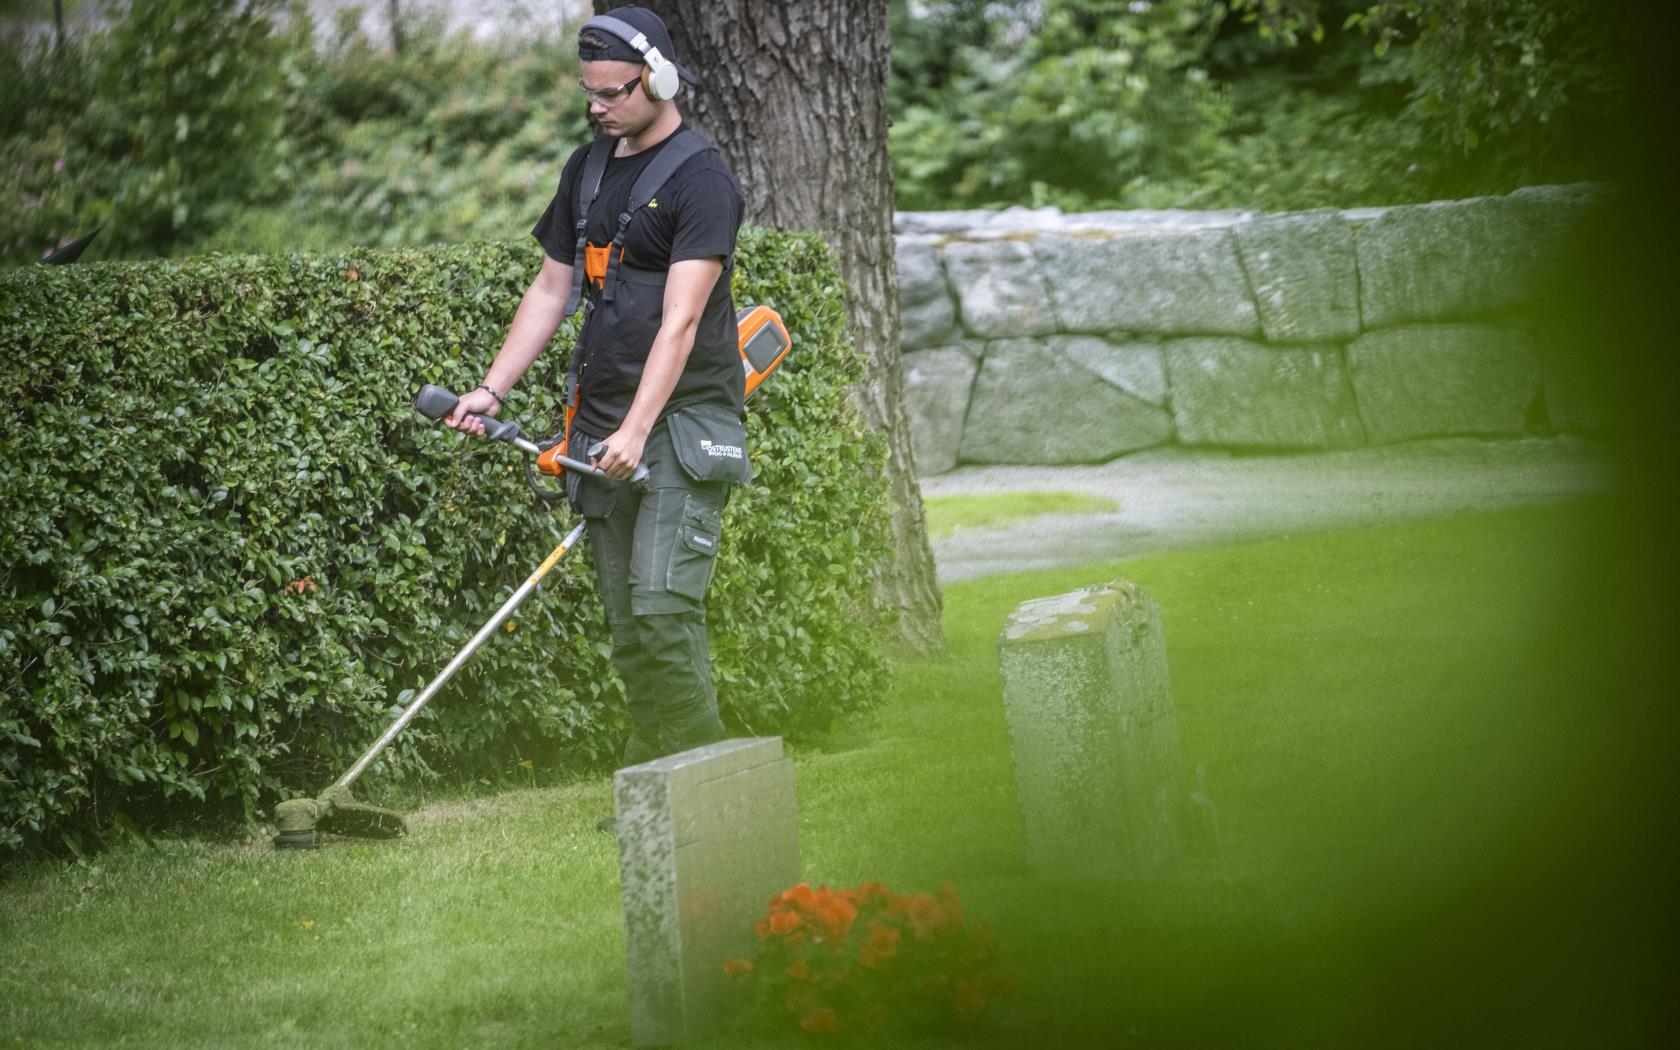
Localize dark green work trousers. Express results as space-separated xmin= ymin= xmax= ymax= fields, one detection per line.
xmin=570 ymin=419 xmax=729 ymax=765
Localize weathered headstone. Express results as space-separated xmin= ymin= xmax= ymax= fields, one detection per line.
xmin=615 ymin=737 xmax=800 ymax=1046
xmin=997 ymin=581 xmax=1186 ymax=876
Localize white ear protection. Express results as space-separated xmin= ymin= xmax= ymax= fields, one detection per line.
xmin=584 ymin=16 xmax=682 ymax=102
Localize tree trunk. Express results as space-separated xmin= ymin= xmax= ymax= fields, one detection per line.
xmin=388 ymin=0 xmax=404 ymax=55
xmin=608 ymin=0 xmax=946 ymax=654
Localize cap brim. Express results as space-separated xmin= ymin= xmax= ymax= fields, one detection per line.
xmin=673 ymin=61 xmax=699 ymax=87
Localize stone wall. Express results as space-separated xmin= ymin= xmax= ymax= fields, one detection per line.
xmin=895 ymin=184 xmax=1610 ymax=473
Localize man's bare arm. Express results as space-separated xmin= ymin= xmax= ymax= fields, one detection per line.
xmin=445 ymin=254 xmax=573 ymax=435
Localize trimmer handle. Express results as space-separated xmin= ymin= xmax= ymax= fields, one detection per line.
xmin=412 ymin=383 xmax=523 ymax=444
xmin=413 ymin=383 xmax=648 ymax=484
xmin=583 ymin=442 xmax=651 ymax=485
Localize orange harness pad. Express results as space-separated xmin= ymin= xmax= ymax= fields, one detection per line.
xmin=585 ymin=243 xmax=614 ymax=287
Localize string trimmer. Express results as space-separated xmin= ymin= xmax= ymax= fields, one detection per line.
xmin=271 ymin=306 xmax=791 ymax=849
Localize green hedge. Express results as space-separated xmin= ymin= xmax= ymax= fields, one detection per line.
xmin=0 ymin=229 xmax=893 ymax=860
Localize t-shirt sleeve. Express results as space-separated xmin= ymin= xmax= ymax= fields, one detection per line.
xmin=666 ymin=164 xmax=745 ymax=266
xmin=531 ymin=145 xmax=590 ymax=263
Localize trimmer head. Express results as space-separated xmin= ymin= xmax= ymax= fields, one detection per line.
xmin=272 ymin=786 xmax=406 ymax=850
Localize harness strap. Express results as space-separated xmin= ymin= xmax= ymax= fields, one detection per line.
xmin=599 ymin=128 xmax=711 ymax=304
xmin=563 ymin=135 xmax=615 ymax=319
xmin=561 ymin=128 xmax=719 ymax=403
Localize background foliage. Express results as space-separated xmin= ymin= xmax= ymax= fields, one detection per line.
xmin=0 ymin=229 xmax=892 ymax=860
xmin=889 ymin=0 xmax=1627 ymax=211
xmin=0 ymin=0 xmax=1634 ymax=265
xmin=2 ymin=0 xmax=591 ymax=264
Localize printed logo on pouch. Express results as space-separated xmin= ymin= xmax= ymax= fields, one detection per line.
xmin=698 ymin=439 xmax=744 ymax=459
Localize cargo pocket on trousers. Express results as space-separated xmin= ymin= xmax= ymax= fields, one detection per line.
xmin=666 ymin=495 xmax=722 ymax=602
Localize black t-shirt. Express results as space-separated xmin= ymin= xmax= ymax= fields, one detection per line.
xmin=532 ymin=127 xmax=746 ymax=436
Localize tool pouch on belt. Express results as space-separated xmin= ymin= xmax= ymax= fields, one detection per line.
xmin=666 ymin=403 xmax=753 ymax=486
xmin=564 ymin=429 xmax=612 ymax=517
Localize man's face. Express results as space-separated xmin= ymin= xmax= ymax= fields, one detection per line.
xmin=580 ymin=59 xmax=658 ymax=138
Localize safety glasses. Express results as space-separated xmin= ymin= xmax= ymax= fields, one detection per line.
xmin=578 ymin=75 xmax=642 ymax=106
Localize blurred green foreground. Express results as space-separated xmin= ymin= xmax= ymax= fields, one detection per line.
xmin=0 ymin=495 xmax=1669 ymax=1047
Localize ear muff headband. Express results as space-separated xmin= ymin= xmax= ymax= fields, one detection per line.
xmin=583 ymin=15 xmax=681 ymax=101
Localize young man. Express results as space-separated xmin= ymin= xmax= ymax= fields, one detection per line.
xmin=445 ymin=7 xmax=748 ymax=768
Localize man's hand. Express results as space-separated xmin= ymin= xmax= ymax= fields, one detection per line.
xmin=593 ymin=422 xmax=650 ymax=480
xmin=444 ymin=386 xmax=501 ymax=437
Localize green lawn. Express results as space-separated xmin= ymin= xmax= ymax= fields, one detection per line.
xmin=922 ymin=490 xmax=1118 ymax=540
xmin=1 ymin=496 xmax=1665 ymax=1048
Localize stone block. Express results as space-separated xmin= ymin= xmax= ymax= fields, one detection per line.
xmin=958 ymin=338 xmax=1172 ymax=465
xmin=1355 ymin=192 xmax=1598 ymax=327
xmin=615 ymin=738 xmax=800 ymax=1046
xmin=1163 ymin=338 xmax=1365 ymax=449
xmin=895 ymin=237 xmax=958 ymax=349
xmin=1347 ymin=324 xmax=1541 ymax=443
xmin=902 ymin=345 xmax=981 ymax=475
xmin=1034 ymin=228 xmax=1260 ymax=337
xmin=944 ymin=238 xmax=1060 ymax=338
xmin=1231 ymin=208 xmax=1362 ymax=342
xmin=997 ymin=580 xmax=1186 ymax=876
xmin=1056 ymin=335 xmax=1168 ymax=406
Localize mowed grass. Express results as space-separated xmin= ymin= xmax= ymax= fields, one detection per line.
xmin=1 ymin=495 xmax=1666 ymax=1048
xmin=922 ymin=490 xmax=1118 ymax=540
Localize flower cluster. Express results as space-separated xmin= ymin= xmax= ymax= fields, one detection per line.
xmin=725 ymin=881 xmax=1013 ymax=1036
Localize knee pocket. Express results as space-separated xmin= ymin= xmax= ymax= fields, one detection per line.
xmin=666 ymin=493 xmax=723 ymax=603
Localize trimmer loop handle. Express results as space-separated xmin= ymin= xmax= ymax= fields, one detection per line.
xmin=411 ymin=384 xmax=649 ymax=485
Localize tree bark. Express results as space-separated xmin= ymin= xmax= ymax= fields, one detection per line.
xmin=606 ymin=0 xmax=946 ymax=653
xmin=388 ymin=0 xmax=404 ymax=55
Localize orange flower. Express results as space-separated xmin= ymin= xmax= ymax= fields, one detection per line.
xmin=769 ymin=909 xmax=801 ymax=935
xmin=780 ymin=883 xmax=816 ymax=909
xmin=813 ymin=894 xmax=858 ymax=940
xmin=786 ymin=959 xmax=810 ymax=981
xmin=723 ymin=958 xmax=753 ymax=975
xmin=799 ymin=1007 xmax=840 ymax=1034
xmin=858 ymin=921 xmax=901 ymax=968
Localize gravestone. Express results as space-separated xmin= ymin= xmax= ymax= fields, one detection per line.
xmin=615 ymin=737 xmax=800 ymax=1046
xmin=997 ymin=581 xmax=1186 ymax=876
